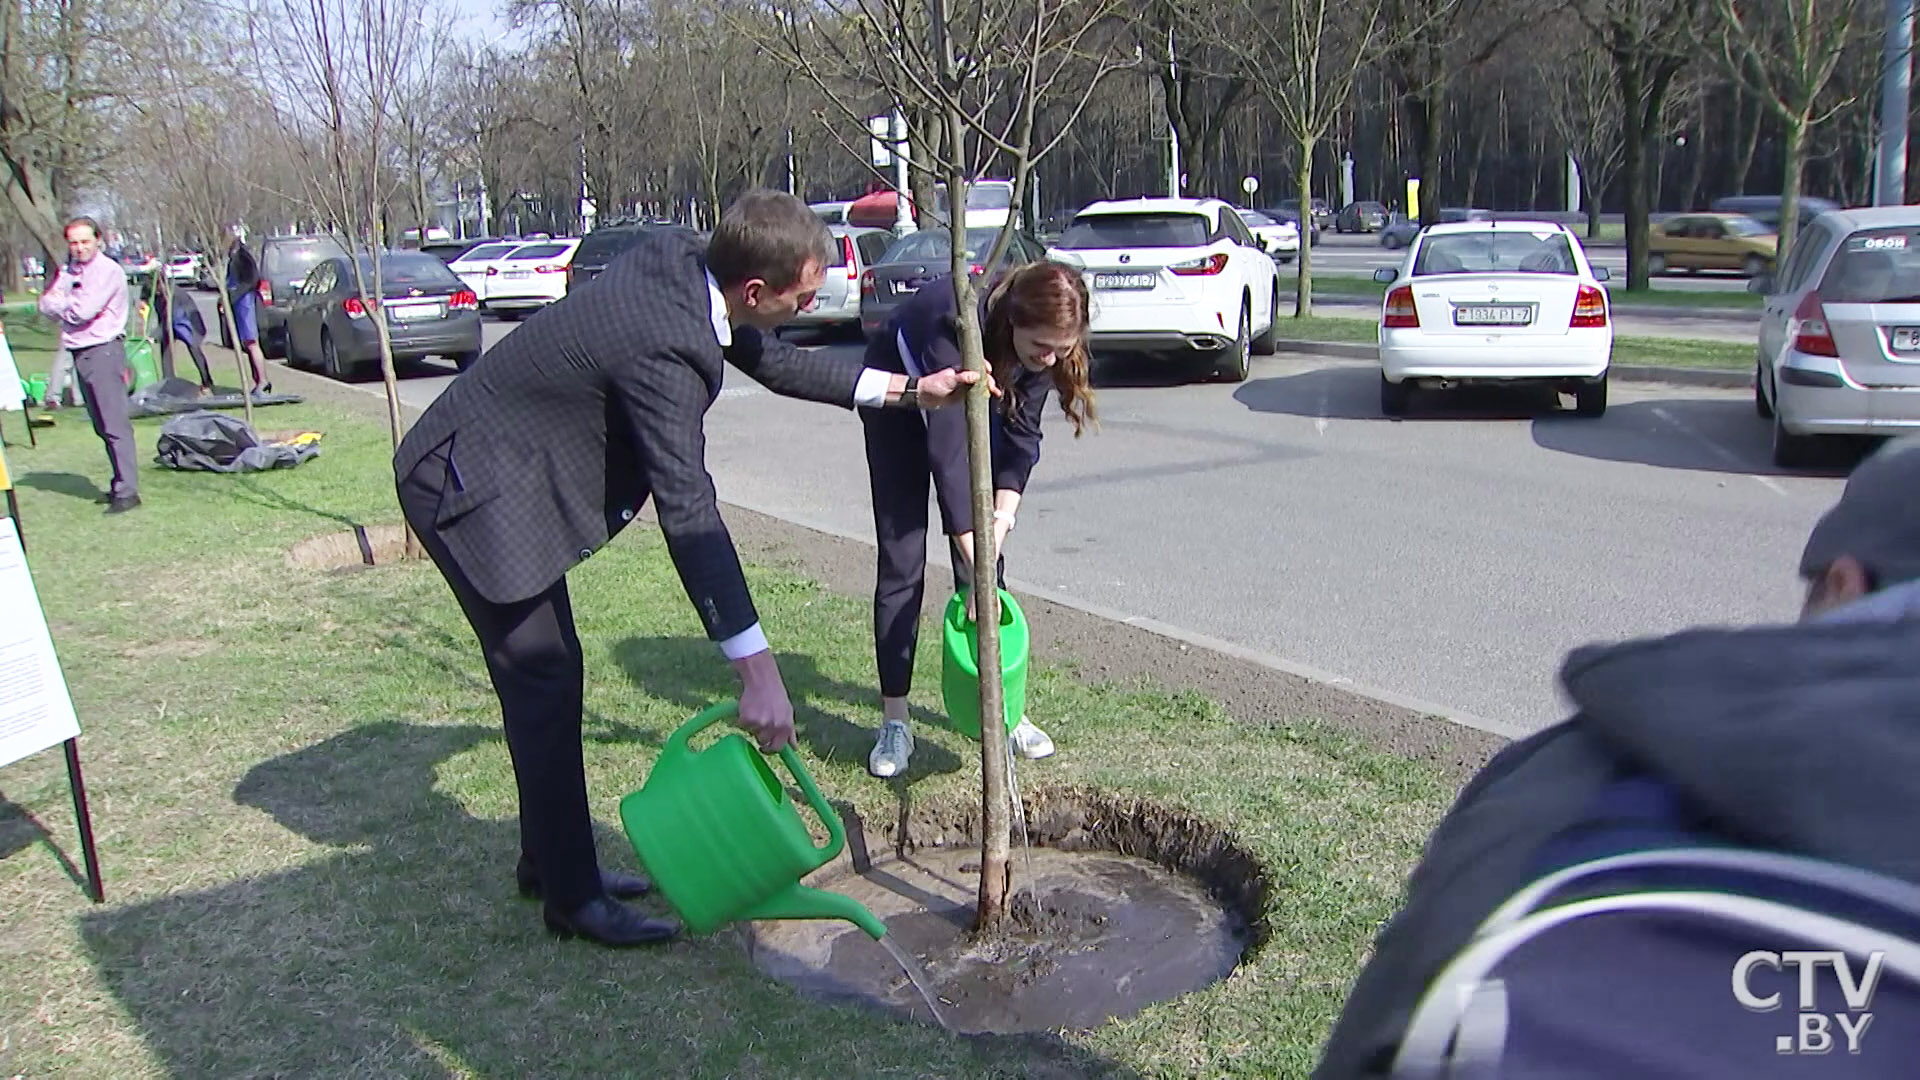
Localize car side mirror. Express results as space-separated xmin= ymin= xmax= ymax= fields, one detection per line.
xmin=1592 ymin=266 xmax=1610 ymax=282
xmin=1748 ymin=272 xmax=1775 ymax=295
xmin=1372 ymin=267 xmax=1398 ymax=284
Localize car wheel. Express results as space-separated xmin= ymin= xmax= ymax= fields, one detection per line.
xmin=1251 ymin=286 xmax=1279 ymax=356
xmin=453 ymin=349 xmax=481 ymax=372
xmin=1574 ymin=371 xmax=1608 ymax=418
xmin=1772 ymin=407 xmax=1822 ymax=469
xmin=1743 ymin=254 xmax=1767 ymax=278
xmin=1379 ymin=372 xmax=1410 ymax=416
xmin=1648 ymin=253 xmax=1667 ymax=276
xmin=1215 ymin=304 xmax=1252 ymax=382
xmin=1754 ymin=358 xmax=1774 ymax=419
xmin=321 ymin=330 xmax=344 ymax=380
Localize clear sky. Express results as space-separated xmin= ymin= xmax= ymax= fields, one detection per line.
xmin=449 ymin=0 xmax=528 ymax=49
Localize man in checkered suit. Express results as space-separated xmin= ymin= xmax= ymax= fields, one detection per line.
xmin=394 ymin=191 xmax=983 ymax=947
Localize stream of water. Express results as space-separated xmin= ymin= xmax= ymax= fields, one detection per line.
xmin=877 ymin=933 xmax=958 ymax=1032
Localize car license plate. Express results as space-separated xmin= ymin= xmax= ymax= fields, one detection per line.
xmin=1454 ymin=304 xmax=1532 ymax=326
xmin=1094 ymin=272 xmax=1156 ymax=290
xmin=503 ymin=270 xmax=531 ymax=279
xmin=390 ymin=303 xmax=442 ymax=321
xmin=893 ymin=279 xmax=921 ymax=296
xmin=1892 ymin=327 xmax=1920 ymax=352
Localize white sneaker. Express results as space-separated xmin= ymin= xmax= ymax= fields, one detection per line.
xmin=868 ymin=719 xmax=914 ymax=778
xmin=1009 ymin=716 xmax=1055 ymax=760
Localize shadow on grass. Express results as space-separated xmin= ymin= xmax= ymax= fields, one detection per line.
xmin=610 ymin=635 xmax=966 ymax=780
xmin=0 ymin=789 xmax=89 ymax=894
xmin=77 ymin=721 xmax=1135 ymax=1077
xmin=227 ymin=474 xmax=370 ymax=529
xmin=12 ymin=470 xmax=105 ymax=503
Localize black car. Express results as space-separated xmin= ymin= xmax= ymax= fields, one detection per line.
xmin=281 ymin=250 xmax=484 ymax=379
xmin=250 ymin=234 xmax=350 ymax=358
xmin=565 ymin=225 xmax=657 ymax=292
xmin=857 ymin=227 xmax=1051 ymax=338
xmin=420 ymin=237 xmax=505 ymax=264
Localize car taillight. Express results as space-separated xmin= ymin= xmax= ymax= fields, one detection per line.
xmin=344 ymin=295 xmax=370 ymax=318
xmin=1383 ymin=285 xmax=1419 ymax=329
xmin=257 ymin=279 xmax=272 ymax=303
xmin=486 ymin=266 xmax=499 ymax=275
xmin=841 ymin=236 xmax=856 ymax=277
xmin=450 ymin=289 xmax=478 ymax=311
xmin=861 ymin=268 xmax=876 ymax=296
xmin=535 ymin=264 xmax=566 ymax=274
xmin=1792 ymin=291 xmax=1838 ymax=357
xmin=1570 ymin=284 xmax=1608 ymax=328
xmin=1170 ymin=253 xmax=1230 ymax=276
xmin=968 ymin=263 xmax=983 ymax=276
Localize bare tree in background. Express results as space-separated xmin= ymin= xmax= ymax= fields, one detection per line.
xmin=761 ymin=0 xmax=1134 ymax=929
xmin=1536 ymin=37 xmax=1624 ymax=240
xmin=393 ymin=6 xmax=459 ymax=246
xmin=1716 ymin=0 xmax=1882 ymax=265
xmin=251 ymin=0 xmax=435 ymax=484
xmin=139 ymin=30 xmax=266 ymax=425
xmin=1575 ymin=0 xmax=1708 ymax=291
xmin=1208 ymin=0 xmax=1389 ymax=317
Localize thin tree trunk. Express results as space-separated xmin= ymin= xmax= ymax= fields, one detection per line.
xmin=1295 ymin=133 xmax=1316 ymax=318
xmin=1778 ymin=113 xmax=1809 ymax=268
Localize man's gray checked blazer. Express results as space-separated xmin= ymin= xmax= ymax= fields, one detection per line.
xmin=393 ymin=226 xmax=865 ymax=643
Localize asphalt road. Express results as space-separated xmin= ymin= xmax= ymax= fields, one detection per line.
xmin=302 ymin=312 xmax=1849 ymax=737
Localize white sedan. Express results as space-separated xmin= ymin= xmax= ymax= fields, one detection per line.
xmin=1047 ymin=197 xmax=1280 ymax=382
xmin=448 ymin=241 xmax=527 ymax=304
xmin=1373 ymin=220 xmax=1614 ymax=417
xmin=1237 ymin=209 xmax=1299 ymax=262
xmin=482 ymin=239 xmax=581 ymax=319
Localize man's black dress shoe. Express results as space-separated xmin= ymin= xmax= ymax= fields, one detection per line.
xmin=515 ymin=857 xmax=652 ymax=900
xmin=105 ymin=495 xmax=142 ymax=515
xmin=542 ymin=896 xmax=680 ymax=947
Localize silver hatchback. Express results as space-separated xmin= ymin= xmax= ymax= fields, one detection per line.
xmin=1754 ymin=205 xmax=1920 ymax=467
xmin=786 ymin=225 xmax=893 ymax=333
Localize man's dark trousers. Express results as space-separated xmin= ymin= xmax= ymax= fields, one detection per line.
xmin=396 ymin=438 xmax=601 ymax=911
xmin=72 ymin=337 xmax=138 ymax=501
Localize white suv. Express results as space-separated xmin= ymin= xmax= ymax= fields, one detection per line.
xmin=1047 ymin=197 xmax=1280 ymax=382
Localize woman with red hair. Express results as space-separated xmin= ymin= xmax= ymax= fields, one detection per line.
xmin=859 ymin=260 xmax=1097 ymax=778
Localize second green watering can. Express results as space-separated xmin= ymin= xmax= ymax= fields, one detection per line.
xmin=940 ymin=588 xmax=1029 ymax=741
xmin=618 ymin=701 xmax=886 ymax=940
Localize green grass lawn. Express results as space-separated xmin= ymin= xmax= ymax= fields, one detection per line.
xmin=1291 ymin=272 xmax=1764 ymax=311
xmin=0 ymin=396 xmax=1455 ymax=1077
xmin=1267 ymin=314 xmax=1753 ymax=371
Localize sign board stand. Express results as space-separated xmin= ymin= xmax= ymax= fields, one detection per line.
xmin=0 ymin=448 xmax=103 ymax=903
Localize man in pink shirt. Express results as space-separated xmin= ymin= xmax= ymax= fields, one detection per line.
xmin=38 ymin=216 xmax=139 ymax=513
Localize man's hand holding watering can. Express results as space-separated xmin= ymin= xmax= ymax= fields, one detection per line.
xmin=730 ymin=649 xmax=797 ymax=753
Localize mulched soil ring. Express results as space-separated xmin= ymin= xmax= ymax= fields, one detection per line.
xmin=286 ymin=524 xmax=413 ymax=571
xmin=746 ymin=787 xmax=1270 ymax=1035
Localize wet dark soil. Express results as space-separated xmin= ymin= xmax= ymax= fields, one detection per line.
xmin=749 ymin=847 xmax=1246 ymax=1035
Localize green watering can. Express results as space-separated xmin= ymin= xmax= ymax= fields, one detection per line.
xmin=618 ymin=701 xmax=886 ymax=940
xmin=940 ymin=588 xmax=1029 ymax=741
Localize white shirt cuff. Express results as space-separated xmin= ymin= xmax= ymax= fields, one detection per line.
xmin=718 ymin=622 xmax=770 ymax=660
xmin=853 ymin=367 xmax=893 ymax=408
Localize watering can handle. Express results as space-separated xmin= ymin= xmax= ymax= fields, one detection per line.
xmin=777 ymin=746 xmax=847 ymax=864
xmin=662 ymin=699 xmax=742 ymax=761
xmin=664 ymin=701 xmax=847 ymax=864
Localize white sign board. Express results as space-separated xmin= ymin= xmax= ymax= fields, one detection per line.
xmin=0 ymin=518 xmax=80 ymax=769
xmin=0 ymin=334 xmax=24 ymax=412
xmin=869 ymin=115 xmax=894 ymax=168
xmin=1242 ymin=175 xmax=1259 ymax=196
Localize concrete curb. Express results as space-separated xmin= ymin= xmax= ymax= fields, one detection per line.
xmin=1270 ymin=339 xmax=1753 ymax=389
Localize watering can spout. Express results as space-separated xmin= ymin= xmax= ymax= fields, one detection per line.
xmin=743 ymin=884 xmax=888 ymax=941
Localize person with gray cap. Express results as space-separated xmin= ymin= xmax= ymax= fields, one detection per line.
xmin=1313 ymin=437 xmax=1920 ymax=1078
